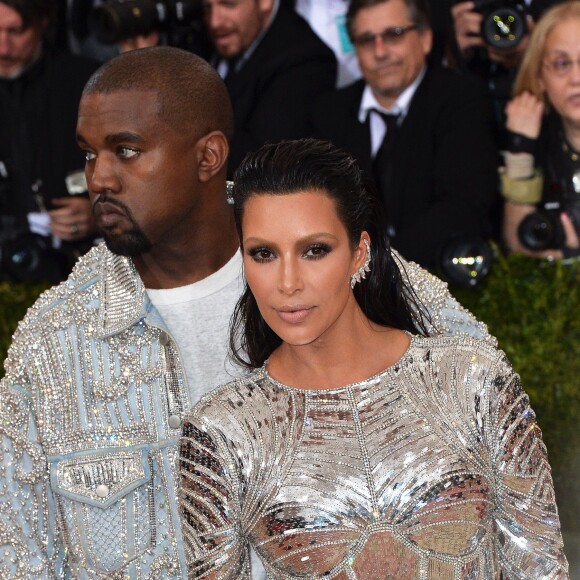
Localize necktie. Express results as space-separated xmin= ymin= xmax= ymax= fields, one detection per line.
xmin=371 ymin=111 xmax=399 ymax=217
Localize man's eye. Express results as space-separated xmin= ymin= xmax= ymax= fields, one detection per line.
xmin=84 ymin=151 xmax=96 ymax=161
xmin=248 ymin=247 xmax=274 ymax=262
xmin=304 ymin=244 xmax=331 ymax=259
xmin=118 ymin=147 xmax=139 ymax=159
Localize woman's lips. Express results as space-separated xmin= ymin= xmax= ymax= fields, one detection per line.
xmin=276 ymin=306 xmax=315 ymax=324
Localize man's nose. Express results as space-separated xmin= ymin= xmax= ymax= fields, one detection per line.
xmin=206 ymin=6 xmax=226 ymax=30
xmin=88 ymin=154 xmax=120 ymax=195
xmin=373 ymin=34 xmax=390 ymax=59
xmin=0 ymin=31 xmax=13 ymax=55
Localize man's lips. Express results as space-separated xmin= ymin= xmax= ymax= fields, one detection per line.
xmin=275 ymin=306 xmax=315 ymax=324
xmin=93 ymin=201 xmax=126 ymax=227
xmin=211 ymin=30 xmax=236 ymax=46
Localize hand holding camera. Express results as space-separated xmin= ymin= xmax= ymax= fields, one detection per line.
xmin=452 ymin=0 xmax=532 ymax=68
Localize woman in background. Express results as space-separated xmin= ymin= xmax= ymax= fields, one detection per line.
xmin=180 ymin=139 xmax=568 ymax=578
xmin=501 ymin=0 xmax=580 ymax=259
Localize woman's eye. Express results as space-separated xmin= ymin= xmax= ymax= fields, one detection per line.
xmin=304 ymin=244 xmax=331 ymax=259
xmin=248 ymin=248 xmax=274 ymax=262
xmin=118 ymin=147 xmax=139 ymax=159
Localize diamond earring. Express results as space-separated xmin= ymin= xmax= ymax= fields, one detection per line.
xmin=350 ymin=239 xmax=371 ymax=289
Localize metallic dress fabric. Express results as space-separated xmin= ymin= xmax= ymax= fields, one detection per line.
xmin=180 ymin=335 xmax=569 ymax=579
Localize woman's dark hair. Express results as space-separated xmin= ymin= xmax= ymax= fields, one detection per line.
xmin=230 ymin=138 xmax=431 ymax=368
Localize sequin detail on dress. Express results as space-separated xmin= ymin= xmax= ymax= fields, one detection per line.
xmin=180 ymin=336 xmax=568 ymax=579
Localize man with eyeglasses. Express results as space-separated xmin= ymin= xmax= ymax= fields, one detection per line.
xmin=310 ymin=0 xmax=499 ymax=273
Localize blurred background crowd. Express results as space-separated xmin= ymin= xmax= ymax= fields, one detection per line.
xmin=1 ymin=0 xmax=580 ymax=285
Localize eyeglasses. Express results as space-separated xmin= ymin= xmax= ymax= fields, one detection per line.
xmin=352 ymin=25 xmax=419 ymax=50
xmin=543 ymin=56 xmax=580 ymax=77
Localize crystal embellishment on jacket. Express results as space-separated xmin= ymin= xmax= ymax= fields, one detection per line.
xmin=179 ymin=336 xmax=569 ymax=579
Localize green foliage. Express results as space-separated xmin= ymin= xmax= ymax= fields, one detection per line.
xmin=0 ymin=281 xmax=49 ymax=370
xmin=1 ymin=254 xmax=578 ymax=529
xmin=454 ymin=252 xmax=580 ymax=531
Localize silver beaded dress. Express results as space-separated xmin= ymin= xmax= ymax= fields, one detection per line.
xmin=179 ymin=335 xmax=569 ymax=579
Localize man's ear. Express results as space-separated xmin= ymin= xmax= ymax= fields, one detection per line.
xmin=196 ymin=131 xmax=230 ymax=182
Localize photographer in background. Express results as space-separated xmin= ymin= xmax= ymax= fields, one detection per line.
xmin=85 ymin=0 xmax=212 ymax=57
xmin=0 ymin=0 xmax=99 ymax=282
xmin=450 ymin=0 xmax=561 ymax=126
xmin=310 ymin=0 xmax=498 ymax=279
xmin=501 ymin=0 xmax=580 ymax=259
xmin=202 ymin=0 xmax=337 ymax=175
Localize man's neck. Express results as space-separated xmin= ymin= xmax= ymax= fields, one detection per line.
xmin=133 ymin=210 xmax=239 ymax=290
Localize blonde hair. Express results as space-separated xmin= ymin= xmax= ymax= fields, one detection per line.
xmin=514 ymin=1 xmax=580 ymax=98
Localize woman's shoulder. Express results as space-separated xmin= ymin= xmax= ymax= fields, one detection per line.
xmin=405 ymin=333 xmax=514 ymax=397
xmin=409 ymin=332 xmax=504 ymax=361
xmin=183 ymin=368 xmax=300 ymax=432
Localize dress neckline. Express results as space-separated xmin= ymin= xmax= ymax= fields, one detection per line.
xmin=260 ymin=332 xmax=418 ymax=394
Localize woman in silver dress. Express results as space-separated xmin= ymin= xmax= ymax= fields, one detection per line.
xmin=179 ymin=139 xmax=569 ymax=578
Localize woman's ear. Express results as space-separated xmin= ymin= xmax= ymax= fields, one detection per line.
xmin=353 ymin=231 xmax=371 ymax=272
xmin=196 ymin=131 xmax=229 ymax=182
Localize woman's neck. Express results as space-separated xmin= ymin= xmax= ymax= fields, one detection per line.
xmin=266 ymin=306 xmax=410 ymax=390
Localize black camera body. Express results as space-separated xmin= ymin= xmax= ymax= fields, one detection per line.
xmin=518 ymin=186 xmax=580 ymax=251
xmin=90 ymin=0 xmax=201 ymax=45
xmin=472 ymin=0 xmax=528 ymax=50
xmin=0 ymin=230 xmax=69 ymax=283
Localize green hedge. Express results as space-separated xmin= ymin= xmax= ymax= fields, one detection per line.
xmin=1 ymin=254 xmax=579 ymax=529
xmin=453 ymin=253 xmax=579 ymax=532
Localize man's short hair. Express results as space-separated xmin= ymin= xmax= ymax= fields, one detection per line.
xmin=83 ymin=46 xmax=234 ymax=142
xmin=0 ymin=0 xmax=56 ymax=28
xmin=346 ymin=0 xmax=431 ymax=40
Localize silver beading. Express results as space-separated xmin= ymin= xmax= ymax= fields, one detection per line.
xmin=350 ymin=239 xmax=371 ymax=289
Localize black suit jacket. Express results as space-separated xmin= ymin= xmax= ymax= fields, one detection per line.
xmin=310 ymin=66 xmax=498 ymax=268
xmin=223 ymin=6 xmax=337 ymax=174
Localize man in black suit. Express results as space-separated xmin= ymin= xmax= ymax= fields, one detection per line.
xmin=0 ymin=0 xmax=99 ymax=282
xmin=202 ymin=0 xmax=337 ymax=174
xmin=310 ymin=0 xmax=498 ymax=270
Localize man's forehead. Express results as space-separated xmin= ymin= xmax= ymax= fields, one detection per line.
xmin=353 ymin=0 xmax=411 ymax=28
xmin=79 ymin=89 xmax=161 ymax=112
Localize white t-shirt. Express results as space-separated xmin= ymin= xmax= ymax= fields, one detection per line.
xmin=146 ymin=250 xmax=246 ymax=403
xmin=147 ymin=250 xmax=268 ymax=579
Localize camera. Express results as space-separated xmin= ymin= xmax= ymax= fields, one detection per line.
xmin=517 ymin=183 xmax=580 ymax=251
xmin=0 ymin=231 xmax=69 ymax=283
xmin=472 ymin=0 xmax=527 ymax=50
xmin=438 ymin=236 xmax=493 ymax=287
xmin=0 ymin=164 xmax=81 ymax=283
xmin=90 ymin=0 xmax=202 ymax=45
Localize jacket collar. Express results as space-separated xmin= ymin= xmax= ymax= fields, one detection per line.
xmin=96 ymin=244 xmax=147 ymax=338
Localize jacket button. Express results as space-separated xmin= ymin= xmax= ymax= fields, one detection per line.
xmin=168 ymin=414 xmax=181 ymax=429
xmin=96 ymin=484 xmax=109 ymax=498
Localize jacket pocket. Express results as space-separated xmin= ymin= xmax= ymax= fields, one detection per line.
xmin=51 ymin=448 xmax=154 ymax=574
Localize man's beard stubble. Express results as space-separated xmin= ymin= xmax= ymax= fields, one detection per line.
xmin=93 ymin=195 xmax=153 ymax=257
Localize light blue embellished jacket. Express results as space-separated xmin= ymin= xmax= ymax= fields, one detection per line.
xmin=0 ymin=244 xmax=495 ymax=578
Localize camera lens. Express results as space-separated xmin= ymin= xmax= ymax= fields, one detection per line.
xmin=517 ymin=212 xmax=564 ymax=251
xmin=90 ymin=0 xmax=159 ymax=45
xmin=481 ymin=6 xmax=526 ymax=49
xmin=439 ymin=236 xmax=492 ymax=287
